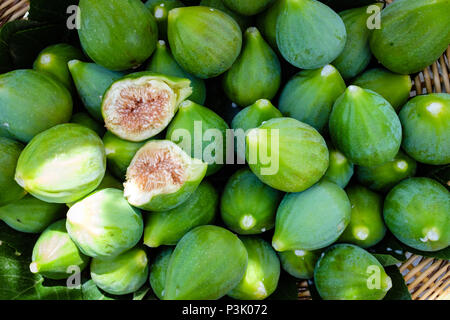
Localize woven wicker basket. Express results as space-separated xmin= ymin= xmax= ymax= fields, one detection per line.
xmin=1 ymin=0 xmax=448 ymax=301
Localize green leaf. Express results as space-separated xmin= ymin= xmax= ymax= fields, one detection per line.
xmin=268 ymin=273 xmax=299 ymax=300
xmin=29 ymin=0 xmax=80 ymax=23
xmin=373 ymin=254 xmax=403 ymax=267
xmin=81 ymin=280 xmax=117 ymax=300
xmin=0 ymin=222 xmax=82 ymax=300
xmin=383 ymin=266 xmax=412 ymax=300
xmin=370 ymin=233 xmax=408 ymax=262
xmin=0 ymin=19 xmax=70 ymax=72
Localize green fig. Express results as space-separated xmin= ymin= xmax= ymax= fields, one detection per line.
xmin=352 ymin=68 xmax=412 ymax=111
xmin=272 ymin=180 xmax=351 ymax=252
xmin=220 ymin=168 xmax=282 ymax=234
xmin=102 ymin=72 xmax=192 ymax=142
xmin=149 ymin=247 xmax=174 ymax=299
xmin=231 ymin=99 xmax=282 ymax=161
xmin=399 ymin=93 xmax=450 ymax=165
xmin=228 ymin=237 xmax=280 ymax=300
xmin=143 ymin=181 xmax=218 ymax=247
xmin=68 ymin=60 xmax=124 ymax=122
xmin=164 ymin=225 xmax=248 ymax=300
xmin=323 ymin=144 xmax=354 ymax=188
xmin=167 ymin=6 xmax=242 ymax=78
xmin=0 ymin=195 xmax=65 ymax=233
xmin=166 ymin=100 xmax=230 ymax=176
xmin=91 ymin=247 xmax=149 ymax=295
xmin=356 ymin=150 xmax=417 ymax=193
xmin=200 ymin=0 xmax=251 ymax=31
xmin=78 ymin=0 xmax=158 ymax=70
xmin=276 ymin=0 xmax=347 ymax=69
xmin=384 ymin=178 xmax=450 ymax=252
xmin=0 ymin=70 xmax=73 ymax=143
xmin=279 ymin=249 xmax=321 ymax=279
xmin=278 ymin=65 xmax=346 ymax=132
xmin=315 ymin=244 xmax=392 ymax=300
xmin=332 ymin=4 xmax=383 ymax=79
xmin=70 ymin=112 xmax=105 ymax=137
xmin=329 ymin=86 xmax=402 ymax=166
xmin=124 ymin=140 xmax=207 ymax=211
xmin=256 ymin=0 xmax=283 ymax=49
xmin=223 ymin=0 xmax=275 ymax=16
xmin=231 ymin=99 xmax=282 ymax=132
xmin=146 ymin=40 xmax=206 ymax=104
xmin=0 ymin=137 xmax=26 ymax=206
xmin=223 ymin=27 xmax=281 ymax=107
xmin=33 ymin=43 xmax=84 ymax=93
xmin=145 ymin=0 xmax=185 ymax=40
xmin=246 ymin=117 xmax=329 ymax=192
xmin=103 ymin=131 xmax=146 ymax=180
xmin=370 ymin=0 xmax=450 ymax=74
xmin=15 ymin=124 xmax=106 ymax=204
xmin=30 ymin=219 xmax=90 ymax=280
xmin=66 ymin=188 xmax=143 ymax=259
xmin=339 ymin=185 xmax=386 ymax=248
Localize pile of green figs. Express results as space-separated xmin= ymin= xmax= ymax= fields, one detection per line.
xmin=0 ymin=0 xmax=449 ymax=300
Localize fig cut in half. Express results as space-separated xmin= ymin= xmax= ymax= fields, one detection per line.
xmin=124 ymin=140 xmax=207 ymax=211
xmin=102 ymin=72 xmax=192 ymax=142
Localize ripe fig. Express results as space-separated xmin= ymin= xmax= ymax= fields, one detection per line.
xmin=30 ymin=219 xmax=89 ymax=280
xmin=278 ymin=65 xmax=346 ymax=132
xmin=33 ymin=43 xmax=84 ymax=93
xmin=145 ymin=0 xmax=185 ymax=40
xmin=0 ymin=195 xmax=65 ymax=234
xmin=276 ymin=0 xmax=346 ymax=69
xmin=338 ymin=185 xmax=386 ymax=248
xmin=246 ymin=117 xmax=329 ymax=192
xmin=315 ymin=244 xmax=392 ymax=300
xmin=90 ymin=247 xmax=149 ymax=295
xmin=15 ymin=124 xmax=106 ymax=204
xmin=220 ymin=168 xmax=281 ymax=234
xmin=399 ymin=93 xmax=450 ymax=165
xmin=0 ymin=70 xmax=72 ymax=143
xmin=323 ymin=144 xmax=354 ymax=188
xmin=149 ymin=247 xmax=174 ymax=299
xmin=78 ymin=0 xmax=158 ymax=70
xmin=223 ymin=27 xmax=281 ymax=107
xmin=124 ymin=140 xmax=207 ymax=211
xmin=167 ymin=6 xmax=242 ymax=78
xmin=356 ymin=150 xmax=417 ymax=193
xmin=223 ymin=0 xmax=275 ymax=16
xmin=352 ymin=68 xmax=412 ymax=112
xmin=66 ymin=188 xmax=143 ymax=259
xmin=279 ymin=249 xmax=321 ymax=280
xmin=329 ymin=86 xmax=402 ymax=166
xmin=102 ymin=72 xmax=192 ymax=142
xmin=227 ymin=237 xmax=280 ymax=300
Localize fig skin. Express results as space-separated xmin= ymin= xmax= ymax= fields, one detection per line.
xmin=90 ymin=247 xmax=149 ymax=295
xmin=15 ymin=123 xmax=106 ymax=204
xmin=66 ymin=188 xmax=144 ymax=259
xmin=30 ymin=219 xmax=90 ymax=280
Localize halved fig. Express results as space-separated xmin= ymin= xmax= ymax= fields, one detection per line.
xmin=102 ymin=72 xmax=192 ymax=142
xmin=124 ymin=140 xmax=207 ymax=211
